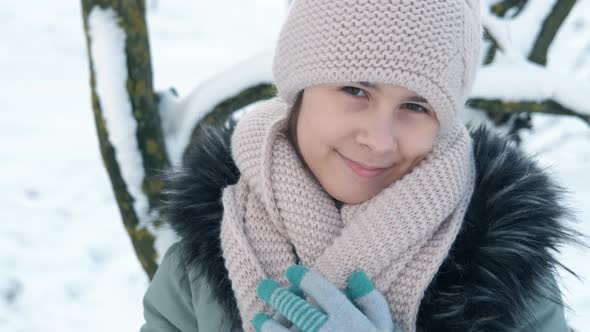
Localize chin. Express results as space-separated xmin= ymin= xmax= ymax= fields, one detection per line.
xmin=329 ymin=193 xmax=360 ymax=205
xmin=325 ymin=183 xmax=377 ymax=205
xmin=317 ymin=161 xmax=376 ymax=204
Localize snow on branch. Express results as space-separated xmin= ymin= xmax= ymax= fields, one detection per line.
xmin=473 ymin=56 xmax=589 ymax=112
xmin=477 ymin=0 xmax=589 ymax=126
xmin=87 ymin=7 xmax=152 ymax=226
xmin=161 ymin=49 xmax=274 ymax=165
xmin=471 ymin=56 xmax=590 ymax=123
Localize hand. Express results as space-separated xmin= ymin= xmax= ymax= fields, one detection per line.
xmin=270 ymin=284 xmax=305 ymax=332
xmin=252 ymin=265 xmax=401 ymax=332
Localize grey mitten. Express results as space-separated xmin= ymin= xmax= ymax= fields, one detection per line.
xmin=252 ymin=265 xmax=402 ymax=332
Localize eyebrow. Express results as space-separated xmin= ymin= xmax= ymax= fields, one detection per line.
xmin=355 ymin=81 xmax=430 ymax=104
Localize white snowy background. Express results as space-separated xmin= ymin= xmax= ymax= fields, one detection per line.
xmin=0 ymin=1 xmax=588 ymax=331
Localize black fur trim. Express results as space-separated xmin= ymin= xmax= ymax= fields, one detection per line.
xmin=160 ymin=121 xmax=242 ymax=331
xmin=417 ymin=124 xmax=583 ymax=331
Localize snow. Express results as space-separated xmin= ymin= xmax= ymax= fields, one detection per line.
xmin=471 ymin=54 xmax=590 ymax=116
xmin=477 ymin=0 xmax=590 ymax=116
xmin=503 ymin=0 xmax=557 ymax=56
xmin=481 ymin=4 xmax=519 ymax=58
xmin=520 ymin=115 xmax=590 ymax=332
xmin=548 ymin=0 xmax=590 ymax=78
xmin=149 ymin=222 xmax=179 ymax=266
xmin=87 ymin=6 xmax=154 ymax=228
xmin=481 ymin=0 xmax=559 ymax=57
xmin=165 ymin=49 xmax=275 ymax=165
xmin=0 ymin=1 xmax=285 ymax=331
xmin=0 ymin=1 xmax=588 ymax=331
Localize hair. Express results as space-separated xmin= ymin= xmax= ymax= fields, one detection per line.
xmin=285 ymin=89 xmax=304 ymax=160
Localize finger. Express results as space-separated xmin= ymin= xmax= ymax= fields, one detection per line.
xmin=257 ymin=278 xmax=328 ymax=331
xmin=252 ymin=312 xmax=291 ymax=332
xmin=273 ymin=284 xmax=305 ymax=326
xmin=286 ymin=265 xmax=352 ymax=316
xmin=345 ymin=269 xmax=394 ymax=331
xmin=285 ymin=286 xmax=312 ymax=332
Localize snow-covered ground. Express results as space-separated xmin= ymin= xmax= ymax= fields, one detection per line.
xmin=0 ymin=1 xmax=588 ymax=331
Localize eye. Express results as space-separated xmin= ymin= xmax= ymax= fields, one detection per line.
xmin=341 ymin=86 xmax=368 ymax=98
xmin=403 ymin=103 xmax=430 ymax=114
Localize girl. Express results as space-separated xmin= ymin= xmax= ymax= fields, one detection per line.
xmin=141 ymin=0 xmax=580 ymax=331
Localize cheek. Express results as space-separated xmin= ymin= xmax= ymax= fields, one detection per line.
xmin=296 ymin=109 xmax=330 ymax=176
xmin=298 ymin=107 xmax=351 ymax=154
xmin=397 ymin=128 xmax=437 ymax=161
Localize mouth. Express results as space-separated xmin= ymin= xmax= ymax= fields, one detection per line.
xmin=337 ymin=152 xmax=388 ymax=178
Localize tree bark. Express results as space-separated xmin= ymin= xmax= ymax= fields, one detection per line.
xmin=81 ymin=0 xmax=170 ymax=280
xmin=528 ymin=0 xmax=577 ymax=66
xmin=469 ymin=98 xmax=590 ymax=127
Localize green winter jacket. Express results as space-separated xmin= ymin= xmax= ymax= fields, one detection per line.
xmin=139 ymin=124 xmax=578 ymax=332
xmin=140 ymin=243 xmax=227 ymax=332
xmin=140 ymin=243 xmax=569 ymax=332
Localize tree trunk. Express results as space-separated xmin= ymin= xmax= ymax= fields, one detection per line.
xmin=81 ymin=0 xmax=170 ymax=280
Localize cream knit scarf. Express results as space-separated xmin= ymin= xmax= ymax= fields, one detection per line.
xmin=220 ymin=97 xmax=476 ymax=332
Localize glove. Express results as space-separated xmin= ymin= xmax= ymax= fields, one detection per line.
xmin=252 ymin=265 xmax=402 ymax=332
xmin=271 ymin=284 xmax=304 ymax=332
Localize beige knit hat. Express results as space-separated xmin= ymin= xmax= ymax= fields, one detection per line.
xmin=272 ymin=0 xmax=482 ymax=135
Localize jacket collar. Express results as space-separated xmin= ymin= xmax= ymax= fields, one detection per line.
xmin=163 ymin=120 xmax=578 ymax=331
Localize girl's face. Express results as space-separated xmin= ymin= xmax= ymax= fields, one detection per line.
xmin=296 ymin=82 xmax=440 ymax=204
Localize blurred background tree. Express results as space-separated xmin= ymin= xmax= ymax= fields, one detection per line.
xmin=473 ymin=0 xmax=588 ymax=142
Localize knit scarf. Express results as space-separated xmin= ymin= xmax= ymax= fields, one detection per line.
xmin=220 ymin=97 xmax=476 ymax=332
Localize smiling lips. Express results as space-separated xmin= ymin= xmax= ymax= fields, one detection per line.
xmin=338 ymin=152 xmax=388 ymax=178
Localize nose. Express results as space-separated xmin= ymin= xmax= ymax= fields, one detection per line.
xmin=356 ymin=114 xmax=398 ymax=154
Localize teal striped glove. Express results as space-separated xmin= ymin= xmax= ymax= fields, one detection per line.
xmin=252 ymin=265 xmax=401 ymax=332
xmin=270 ymin=284 xmax=304 ymax=332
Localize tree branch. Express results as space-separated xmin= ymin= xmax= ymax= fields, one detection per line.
xmin=484 ymin=0 xmax=528 ymax=64
xmin=527 ymin=0 xmax=577 ymax=65
xmin=468 ymin=97 xmax=590 ymax=127
xmin=184 ymin=83 xmax=276 ymax=164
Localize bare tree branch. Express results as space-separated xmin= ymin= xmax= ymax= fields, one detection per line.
xmin=528 ymin=0 xmax=577 ymax=65
xmin=468 ymin=97 xmax=590 ymax=127
xmin=185 ymin=83 xmax=276 ymax=164
xmin=483 ymin=0 xmax=528 ymax=64
xmin=81 ymin=0 xmax=169 ymax=280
